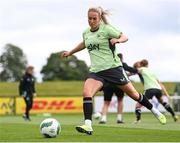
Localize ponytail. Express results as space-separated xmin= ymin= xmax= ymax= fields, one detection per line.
xmin=88 ymin=6 xmax=110 ymax=24
xmin=140 ymin=59 xmax=149 ymax=67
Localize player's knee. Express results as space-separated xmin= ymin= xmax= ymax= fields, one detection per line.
xmin=83 ymin=90 xmax=93 ymax=97
xmin=30 ymin=104 xmax=33 ymax=109
xmin=132 ymin=93 xmax=140 ymax=101
xmin=104 ymin=101 xmax=110 ymax=106
xmin=125 ymin=90 xmax=140 ymax=101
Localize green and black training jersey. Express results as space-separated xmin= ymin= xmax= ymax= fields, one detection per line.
xmin=83 ymin=23 xmax=122 ymax=73
xmin=140 ymin=67 xmax=161 ymax=90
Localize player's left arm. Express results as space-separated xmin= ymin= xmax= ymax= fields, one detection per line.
xmin=106 ymin=25 xmax=128 ymax=45
xmin=110 ymin=34 xmax=128 ymax=45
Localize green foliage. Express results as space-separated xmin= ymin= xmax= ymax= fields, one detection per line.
xmin=41 ymin=52 xmax=89 ymax=81
xmin=0 ymin=81 xmax=177 ymax=97
xmin=0 ymin=44 xmax=27 ymax=81
xmin=0 ymin=81 xmax=86 ymax=97
xmin=0 ymin=113 xmax=180 ymax=142
xmin=174 ymin=82 xmax=180 ymax=95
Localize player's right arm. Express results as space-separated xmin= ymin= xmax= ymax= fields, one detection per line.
xmin=61 ymin=42 xmax=85 ymax=58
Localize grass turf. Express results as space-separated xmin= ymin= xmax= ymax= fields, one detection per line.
xmin=0 ymin=81 xmax=177 ymax=97
xmin=0 ymin=113 xmax=180 ymax=142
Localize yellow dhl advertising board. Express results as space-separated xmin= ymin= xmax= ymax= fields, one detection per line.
xmin=0 ymin=97 xmax=15 ymax=115
xmin=16 ymin=97 xmax=83 ymax=114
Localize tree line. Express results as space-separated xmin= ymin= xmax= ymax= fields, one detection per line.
xmin=0 ymin=44 xmax=89 ymax=82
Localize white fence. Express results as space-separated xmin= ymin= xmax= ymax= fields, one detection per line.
xmin=171 ymin=95 xmax=180 ymax=113
xmin=94 ymin=95 xmax=172 ymax=113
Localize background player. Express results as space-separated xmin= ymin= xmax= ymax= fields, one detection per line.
xmin=133 ymin=59 xmax=178 ymax=123
xmin=19 ymin=66 xmax=36 ymax=121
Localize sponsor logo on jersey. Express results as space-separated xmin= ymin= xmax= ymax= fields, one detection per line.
xmin=87 ymin=44 xmax=99 ymax=52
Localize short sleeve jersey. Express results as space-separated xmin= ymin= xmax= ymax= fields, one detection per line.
xmin=83 ymin=23 xmax=123 ymax=73
xmin=140 ymin=67 xmax=161 ymax=90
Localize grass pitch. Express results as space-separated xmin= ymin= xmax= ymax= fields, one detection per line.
xmin=0 ymin=113 xmax=180 ymax=142
xmin=0 ymin=81 xmax=176 ymax=97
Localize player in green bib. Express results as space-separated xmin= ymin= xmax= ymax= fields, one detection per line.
xmin=83 ymin=22 xmax=122 ymax=72
xmin=62 ymin=6 xmax=166 ymax=135
xmin=133 ymin=59 xmax=178 ymax=123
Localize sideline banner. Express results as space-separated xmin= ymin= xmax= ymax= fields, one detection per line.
xmin=16 ymin=97 xmax=83 ymax=114
xmin=94 ymin=96 xmax=166 ymax=113
xmin=0 ymin=97 xmax=15 ymax=115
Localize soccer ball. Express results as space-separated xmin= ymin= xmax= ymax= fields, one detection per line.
xmin=40 ymin=118 xmax=61 ymax=138
xmin=93 ymin=112 xmax=102 ymax=119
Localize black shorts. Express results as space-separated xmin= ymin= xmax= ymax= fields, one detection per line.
xmin=88 ymin=66 xmax=130 ymax=86
xmin=103 ymin=84 xmax=124 ymax=101
xmin=144 ymin=88 xmax=162 ymax=100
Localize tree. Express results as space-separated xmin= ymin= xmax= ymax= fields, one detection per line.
xmin=0 ymin=44 xmax=28 ymax=81
xmin=41 ymin=51 xmax=89 ymax=81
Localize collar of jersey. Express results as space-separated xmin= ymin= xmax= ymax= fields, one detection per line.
xmin=90 ymin=27 xmax=99 ymax=32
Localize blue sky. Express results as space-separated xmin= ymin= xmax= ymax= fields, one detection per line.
xmin=0 ymin=0 xmax=180 ymax=82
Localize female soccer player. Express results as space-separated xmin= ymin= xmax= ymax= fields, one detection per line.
xmin=133 ymin=59 xmax=178 ymax=123
xmin=61 ymin=6 xmax=166 ymax=135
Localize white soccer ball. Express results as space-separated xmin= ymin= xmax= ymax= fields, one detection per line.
xmin=40 ymin=118 xmax=61 ymax=138
xmin=93 ymin=112 xmax=102 ymax=119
